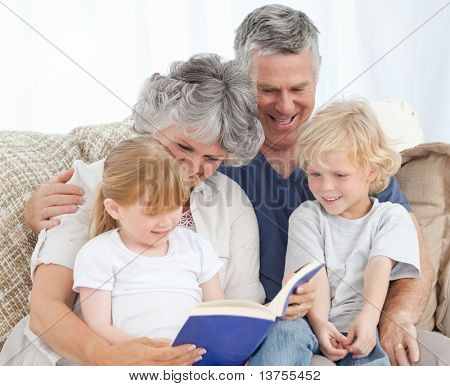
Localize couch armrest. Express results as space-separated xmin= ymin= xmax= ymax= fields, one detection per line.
xmin=397 ymin=142 xmax=450 ymax=332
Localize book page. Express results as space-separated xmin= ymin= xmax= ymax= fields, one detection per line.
xmin=189 ymin=299 xmax=276 ymax=320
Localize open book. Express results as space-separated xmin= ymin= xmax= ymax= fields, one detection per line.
xmin=173 ymin=261 xmax=324 ymax=365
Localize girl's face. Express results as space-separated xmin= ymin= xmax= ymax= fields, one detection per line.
xmin=306 ymin=151 xmax=376 ymax=220
xmin=105 ymin=199 xmax=183 ymax=251
xmin=153 ymin=125 xmax=228 ymax=187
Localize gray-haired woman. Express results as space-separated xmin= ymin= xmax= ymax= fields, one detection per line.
xmin=0 ymin=54 xmax=265 ymax=366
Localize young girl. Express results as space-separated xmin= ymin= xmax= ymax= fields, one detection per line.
xmin=72 ymin=136 xmax=224 ymax=346
xmin=249 ymin=98 xmax=420 ymax=366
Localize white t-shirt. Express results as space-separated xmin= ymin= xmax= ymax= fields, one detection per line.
xmin=285 ymin=199 xmax=421 ymax=333
xmin=73 ymin=226 xmax=223 ymax=340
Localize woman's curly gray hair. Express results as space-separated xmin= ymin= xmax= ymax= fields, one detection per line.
xmin=133 ymin=53 xmax=264 ymax=166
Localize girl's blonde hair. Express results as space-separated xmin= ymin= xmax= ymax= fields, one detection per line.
xmin=297 ymin=98 xmax=401 ymax=194
xmin=89 ymin=136 xmax=189 ymax=238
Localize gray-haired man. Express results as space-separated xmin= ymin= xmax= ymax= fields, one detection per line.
xmin=220 ymin=4 xmax=448 ymax=366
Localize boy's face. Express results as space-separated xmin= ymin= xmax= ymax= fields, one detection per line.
xmin=307 ymin=151 xmax=376 ymax=219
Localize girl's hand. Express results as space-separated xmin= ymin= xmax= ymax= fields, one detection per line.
xmin=343 ymin=311 xmax=378 ymax=359
xmin=314 ymin=321 xmax=348 ymax=361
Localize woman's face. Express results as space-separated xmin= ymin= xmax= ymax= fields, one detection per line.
xmin=153 ymin=124 xmax=227 ymax=187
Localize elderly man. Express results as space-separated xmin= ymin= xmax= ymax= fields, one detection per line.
xmin=219 ymin=4 xmax=448 ymax=366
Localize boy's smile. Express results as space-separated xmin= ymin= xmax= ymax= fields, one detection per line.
xmin=307 ymin=151 xmax=376 ymax=220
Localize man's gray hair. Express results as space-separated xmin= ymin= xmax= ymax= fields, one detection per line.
xmin=234 ymin=4 xmax=321 ymax=79
xmin=133 ymin=53 xmax=264 ymax=166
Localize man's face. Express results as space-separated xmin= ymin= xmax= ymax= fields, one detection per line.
xmin=252 ymin=51 xmax=317 ymax=151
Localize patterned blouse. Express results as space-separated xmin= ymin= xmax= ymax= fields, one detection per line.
xmin=177 ymin=208 xmax=196 ymax=232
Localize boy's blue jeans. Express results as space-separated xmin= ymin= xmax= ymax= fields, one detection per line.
xmin=249 ymin=317 xmax=390 ymax=366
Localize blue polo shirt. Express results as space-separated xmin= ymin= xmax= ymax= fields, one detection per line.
xmin=219 ymin=152 xmax=411 ymax=301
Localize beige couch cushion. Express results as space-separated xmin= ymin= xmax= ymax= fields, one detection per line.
xmin=396 ymin=143 xmax=450 ymax=332
xmin=0 ymin=132 xmax=82 ymax=350
xmin=71 ymin=117 xmax=138 ymax=163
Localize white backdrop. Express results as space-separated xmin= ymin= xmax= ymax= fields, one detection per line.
xmin=0 ymin=0 xmax=449 ymax=142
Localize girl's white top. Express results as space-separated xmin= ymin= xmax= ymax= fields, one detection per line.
xmin=73 ymin=227 xmax=223 ymax=340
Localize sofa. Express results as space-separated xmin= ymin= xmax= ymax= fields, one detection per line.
xmin=0 ymin=107 xmax=449 ymax=352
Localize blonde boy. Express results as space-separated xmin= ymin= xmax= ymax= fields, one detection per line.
xmin=249 ymin=98 xmax=420 ymax=366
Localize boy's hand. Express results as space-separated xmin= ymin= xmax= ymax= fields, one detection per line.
xmin=282 ymin=273 xmax=316 ymax=320
xmin=314 ymin=321 xmax=348 ymax=361
xmin=343 ymin=311 xmax=378 ymax=359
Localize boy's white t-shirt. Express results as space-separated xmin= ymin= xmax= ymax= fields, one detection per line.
xmin=73 ymin=226 xmax=223 ymax=341
xmin=284 ymin=199 xmax=421 ymax=333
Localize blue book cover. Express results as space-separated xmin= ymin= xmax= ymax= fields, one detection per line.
xmin=173 ymin=261 xmax=324 ymax=365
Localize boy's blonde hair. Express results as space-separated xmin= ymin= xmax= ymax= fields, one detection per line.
xmin=89 ymin=136 xmax=189 ymax=238
xmin=297 ymin=98 xmax=401 ymax=194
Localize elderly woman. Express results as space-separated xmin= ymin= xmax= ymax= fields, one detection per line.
xmin=0 ymin=54 xmax=265 ymax=365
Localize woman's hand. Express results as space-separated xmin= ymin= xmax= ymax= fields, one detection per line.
xmin=100 ymin=338 xmax=205 ymax=366
xmin=343 ymin=310 xmax=378 ymax=359
xmin=24 ymin=168 xmax=85 ymax=233
xmin=314 ymin=321 xmax=348 ymax=361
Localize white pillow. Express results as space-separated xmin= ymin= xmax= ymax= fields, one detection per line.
xmin=371 ymin=99 xmax=424 ymax=152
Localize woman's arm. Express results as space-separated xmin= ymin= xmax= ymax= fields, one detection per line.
xmin=79 ymin=288 xmax=133 ymax=345
xmin=200 ymin=274 xmax=225 ymax=302
xmin=29 ymin=264 xmax=204 ymax=365
xmin=29 ymin=264 xmax=105 ymax=364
